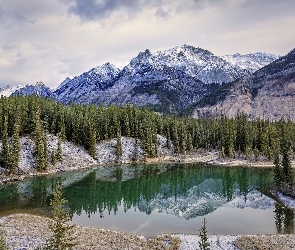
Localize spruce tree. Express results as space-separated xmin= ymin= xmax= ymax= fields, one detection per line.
xmin=8 ymin=120 xmax=21 ymax=173
xmin=44 ymin=183 xmax=75 ymax=250
xmin=198 ymin=217 xmax=210 ymax=250
xmin=151 ymin=131 xmax=158 ymax=158
xmin=116 ymin=130 xmax=122 ymax=163
xmin=173 ymin=128 xmax=179 ymax=155
xmin=187 ymin=133 xmax=193 ymax=155
xmin=88 ymin=124 xmax=96 ymax=158
xmin=33 ymin=106 xmax=47 ymax=170
xmin=280 ymin=120 xmax=293 ymax=190
xmin=57 ymin=140 xmax=63 ymax=162
xmin=43 ymin=133 xmax=49 ymax=170
xmin=51 ymin=149 xmax=57 ymax=166
xmin=59 ymin=111 xmax=67 ymax=141
xmin=282 ymin=146 xmax=293 ymax=189
xmin=1 ymin=114 xmax=9 ymax=170
xmin=273 ymin=147 xmax=282 ymax=188
xmin=133 ymin=138 xmax=139 ymax=162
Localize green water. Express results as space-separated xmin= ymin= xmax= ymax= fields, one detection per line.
xmin=0 ymin=163 xmax=294 ymax=237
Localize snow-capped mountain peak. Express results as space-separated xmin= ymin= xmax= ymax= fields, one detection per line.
xmin=221 ymin=52 xmax=280 ymax=73
xmin=12 ymin=82 xmax=53 ymax=98
xmin=0 ymin=85 xmax=25 ymax=97
xmin=2 ymin=45 xmax=280 ymax=114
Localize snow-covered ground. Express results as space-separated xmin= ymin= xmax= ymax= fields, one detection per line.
xmin=0 ymin=134 xmax=175 ymax=184
xmin=277 ymin=192 xmax=295 ymax=209
xmin=172 ymin=234 xmax=239 ymax=250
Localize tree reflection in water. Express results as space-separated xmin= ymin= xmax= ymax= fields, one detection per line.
xmin=0 ymin=163 xmax=294 ymax=234
xmin=274 ymin=203 xmax=294 ymax=234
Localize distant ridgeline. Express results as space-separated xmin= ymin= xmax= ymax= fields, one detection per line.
xmin=2 ymin=44 xmax=280 ymax=115
xmin=0 ymin=95 xmax=295 ymax=175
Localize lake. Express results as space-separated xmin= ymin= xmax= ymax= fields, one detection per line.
xmin=0 ymin=163 xmax=294 ymax=238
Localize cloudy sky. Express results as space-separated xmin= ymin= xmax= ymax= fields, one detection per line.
xmin=0 ymin=0 xmax=294 ymax=89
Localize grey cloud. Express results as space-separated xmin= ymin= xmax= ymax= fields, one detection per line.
xmin=62 ymin=0 xmax=226 ymax=21
xmin=65 ymin=0 xmax=145 ymax=20
xmin=155 ymin=8 xmax=168 ymax=18
xmin=0 ymin=8 xmax=31 ymax=28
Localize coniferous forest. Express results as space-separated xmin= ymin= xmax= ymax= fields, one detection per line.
xmin=0 ymin=95 xmax=294 ymax=192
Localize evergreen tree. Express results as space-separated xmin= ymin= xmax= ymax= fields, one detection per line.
xmin=273 ymin=147 xmax=283 ymax=188
xmin=198 ymin=217 xmax=210 ymax=250
xmin=151 ymin=132 xmax=158 ymax=158
xmin=51 ymin=149 xmax=57 ymax=166
xmin=166 ymin=127 xmax=171 ymax=149
xmin=143 ymin=122 xmax=152 ymax=157
xmin=1 ymin=114 xmax=9 ymax=170
xmin=33 ymin=106 xmax=47 ymax=170
xmin=116 ymin=130 xmax=122 ymax=163
xmin=88 ymin=124 xmax=96 ymax=158
xmin=8 ymin=120 xmax=21 ymax=173
xmin=43 ymin=133 xmax=49 ymax=169
xmin=280 ymin=120 xmax=293 ymax=190
xmin=173 ymin=128 xmax=179 ymax=155
xmin=133 ymin=138 xmax=139 ymax=162
xmin=44 ymin=183 xmax=75 ymax=250
xmin=57 ymin=140 xmax=63 ymax=162
xmin=282 ymin=146 xmax=293 ymax=189
xmin=124 ymin=112 xmax=131 ymax=137
xmin=187 ymin=133 xmax=193 ymax=155
xmin=59 ymin=111 xmax=67 ymax=141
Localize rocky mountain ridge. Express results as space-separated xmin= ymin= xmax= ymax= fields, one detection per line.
xmin=0 ymin=85 xmax=25 ymax=97
xmin=190 ymin=48 xmax=295 ymax=121
xmin=1 ymin=45 xmax=279 ymax=114
xmin=12 ymin=81 xmax=54 ymax=99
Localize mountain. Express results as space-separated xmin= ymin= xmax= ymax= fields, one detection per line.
xmin=12 ymin=82 xmax=54 ymax=99
xmin=53 ymin=45 xmax=278 ymax=113
xmin=138 ymin=178 xmax=275 ymax=219
xmin=221 ymin=52 xmax=280 ymax=73
xmin=53 ymin=63 xmax=121 ymax=104
xmin=0 ymin=85 xmax=25 ymax=97
xmin=2 ymin=45 xmax=279 ymax=114
xmin=189 ymin=48 xmax=295 ymax=121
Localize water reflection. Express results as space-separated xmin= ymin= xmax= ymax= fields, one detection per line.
xmin=274 ymin=203 xmax=294 ymax=234
xmin=0 ymin=163 xmax=294 ymax=235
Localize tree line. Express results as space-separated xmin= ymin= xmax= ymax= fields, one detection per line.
xmin=0 ymin=95 xmax=294 ymax=189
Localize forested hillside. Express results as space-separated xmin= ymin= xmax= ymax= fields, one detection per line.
xmin=0 ymin=95 xmax=295 ymax=177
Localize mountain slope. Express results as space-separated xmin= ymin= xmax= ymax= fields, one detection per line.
xmin=221 ymin=52 xmax=280 ymax=73
xmin=53 ymin=63 xmax=121 ymax=104
xmin=0 ymin=85 xmax=25 ymax=97
xmin=189 ymin=48 xmax=295 ymax=121
xmin=12 ymin=82 xmax=54 ymax=99
xmin=54 ymin=45 xmax=278 ymax=113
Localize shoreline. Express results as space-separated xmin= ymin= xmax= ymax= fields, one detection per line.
xmin=3 ymin=134 xmax=294 ymax=187
xmin=1 ymin=213 xmax=295 ymax=250
xmin=1 ymin=149 xmax=286 ymax=186
xmin=1 ymin=146 xmax=295 ymax=249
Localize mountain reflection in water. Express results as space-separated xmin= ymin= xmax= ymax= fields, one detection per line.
xmin=0 ymin=163 xmax=294 ymax=236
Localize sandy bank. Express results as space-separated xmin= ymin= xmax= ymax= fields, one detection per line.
xmin=1 ymin=214 xmax=295 ymax=250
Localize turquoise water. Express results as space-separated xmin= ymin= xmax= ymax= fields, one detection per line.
xmin=0 ymin=163 xmax=294 ymax=237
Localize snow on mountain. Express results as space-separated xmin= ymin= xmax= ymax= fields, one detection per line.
xmin=137 ymin=178 xmax=275 ymax=219
xmin=0 ymin=85 xmax=25 ymax=97
xmin=221 ymin=52 xmax=280 ymax=73
xmin=151 ymin=44 xmax=249 ymax=84
xmin=2 ymin=45 xmax=280 ymax=114
xmin=12 ymin=81 xmax=54 ymax=98
xmin=53 ymin=62 xmax=121 ymax=104
xmin=56 ymin=45 xmax=277 ymax=112
xmin=192 ymin=48 xmax=295 ymax=121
